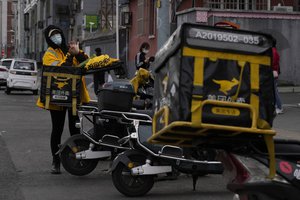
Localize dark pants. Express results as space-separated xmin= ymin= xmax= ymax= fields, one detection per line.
xmin=93 ymin=71 xmax=105 ymax=95
xmin=50 ymin=108 xmax=80 ymax=162
xmin=274 ymin=79 xmax=282 ymax=109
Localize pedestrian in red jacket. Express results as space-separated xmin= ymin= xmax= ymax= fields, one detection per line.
xmin=272 ymin=40 xmax=283 ymax=114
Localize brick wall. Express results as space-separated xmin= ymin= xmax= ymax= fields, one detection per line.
xmin=128 ymin=0 xmax=157 ymax=75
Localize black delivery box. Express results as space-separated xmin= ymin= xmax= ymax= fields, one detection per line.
xmin=98 ymin=80 xmax=135 ymax=112
xmin=152 ymin=23 xmax=275 ymax=134
xmin=40 ymin=65 xmax=82 ymax=114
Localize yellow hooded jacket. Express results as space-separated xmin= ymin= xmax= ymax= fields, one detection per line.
xmin=36 ymin=47 xmax=90 ymax=110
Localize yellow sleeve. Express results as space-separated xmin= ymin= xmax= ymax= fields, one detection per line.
xmin=42 ymin=48 xmax=67 ymax=66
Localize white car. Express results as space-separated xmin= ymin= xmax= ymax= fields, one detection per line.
xmin=2 ymin=58 xmax=39 ymax=95
xmin=0 ymin=61 xmax=9 ymax=88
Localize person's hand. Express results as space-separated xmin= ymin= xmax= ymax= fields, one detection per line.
xmin=68 ymin=41 xmax=80 ymax=55
xmin=149 ymin=56 xmax=155 ymax=62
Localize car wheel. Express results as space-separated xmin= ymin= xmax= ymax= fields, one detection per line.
xmin=32 ymin=90 xmax=38 ymax=95
xmin=5 ymin=87 xmax=11 ymax=95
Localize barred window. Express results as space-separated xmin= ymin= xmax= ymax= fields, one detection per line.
xmin=149 ymin=0 xmax=156 ymax=36
xmin=206 ymin=0 xmax=267 ymax=10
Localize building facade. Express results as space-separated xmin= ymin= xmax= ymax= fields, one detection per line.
xmin=125 ymin=0 xmax=158 ymax=77
xmin=6 ymin=0 xmax=300 ymax=84
xmin=175 ymin=0 xmax=300 ymax=85
xmin=23 ymin=0 xmax=72 ymax=61
xmin=0 ymin=0 xmax=17 ymax=59
xmin=21 ymin=0 xmax=126 ymax=69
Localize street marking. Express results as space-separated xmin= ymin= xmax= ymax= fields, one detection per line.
xmin=0 ymin=131 xmax=6 ymax=136
xmin=282 ymin=104 xmax=300 ymax=108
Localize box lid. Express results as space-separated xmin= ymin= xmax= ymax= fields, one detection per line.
xmin=101 ymin=80 xmax=135 ymax=94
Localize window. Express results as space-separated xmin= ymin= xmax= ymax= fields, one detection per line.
xmin=209 ymin=0 xmax=221 ymax=9
xmin=24 ymin=13 xmax=30 ymax=31
xmin=206 ymin=0 xmax=265 ymax=10
xmin=13 ymin=62 xmax=35 ymax=71
xmin=137 ymin=0 xmax=144 ymax=35
xmin=149 ymin=0 xmax=156 ymax=36
xmin=255 ymin=0 xmax=267 ymax=10
xmin=1 ymin=61 xmax=12 ymax=69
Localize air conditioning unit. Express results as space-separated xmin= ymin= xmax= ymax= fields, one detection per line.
xmin=37 ymin=21 xmax=44 ymax=29
xmin=70 ymin=17 xmax=75 ymax=26
xmin=71 ymin=2 xmax=78 ymax=12
xmin=273 ymin=6 xmax=293 ymax=12
xmin=121 ymin=12 xmax=132 ymax=26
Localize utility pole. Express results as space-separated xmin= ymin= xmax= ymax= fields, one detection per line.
xmin=1 ymin=0 xmax=8 ymax=58
xmin=16 ymin=0 xmax=25 ymax=58
xmin=116 ymin=0 xmax=119 ymax=59
xmin=157 ymin=0 xmax=170 ymax=49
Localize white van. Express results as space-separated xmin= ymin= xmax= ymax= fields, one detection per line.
xmin=2 ymin=58 xmax=39 ymax=95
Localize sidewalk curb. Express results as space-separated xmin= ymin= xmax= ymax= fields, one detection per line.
xmin=278 ymin=87 xmax=300 ymax=93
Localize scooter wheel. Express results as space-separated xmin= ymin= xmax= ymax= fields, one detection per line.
xmin=60 ymin=139 xmax=98 ymax=176
xmin=112 ymin=155 xmax=154 ymax=197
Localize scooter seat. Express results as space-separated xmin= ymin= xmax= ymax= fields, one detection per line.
xmin=253 ymin=138 xmax=300 ymax=157
xmin=274 ymin=139 xmax=300 ymax=156
xmin=133 ymin=110 xmax=153 ymax=118
xmin=83 ymin=100 xmax=98 ymax=107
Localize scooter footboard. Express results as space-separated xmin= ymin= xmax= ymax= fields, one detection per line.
xmin=173 ymin=159 xmax=224 ymax=175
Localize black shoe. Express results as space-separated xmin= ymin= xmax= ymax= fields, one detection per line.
xmin=51 ymin=161 xmax=61 ymax=174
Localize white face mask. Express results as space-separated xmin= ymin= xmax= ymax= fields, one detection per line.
xmin=50 ymin=34 xmax=62 ymax=45
xmin=143 ymin=49 xmax=149 ymax=54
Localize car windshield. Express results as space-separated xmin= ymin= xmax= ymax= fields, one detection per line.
xmin=13 ymin=61 xmax=35 ymax=71
xmin=1 ymin=60 xmax=12 ymax=69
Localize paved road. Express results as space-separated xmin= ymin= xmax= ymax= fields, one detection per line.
xmin=0 ymin=88 xmax=232 ymax=200
xmin=0 ymin=88 xmax=299 ymax=200
xmin=273 ymin=92 xmax=300 ymax=139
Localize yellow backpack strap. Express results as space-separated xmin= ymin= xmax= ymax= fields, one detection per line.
xmin=45 ymin=75 xmax=52 ymax=109
xmin=72 ymin=77 xmax=77 ymax=116
xmin=250 ymin=63 xmax=261 ymax=128
xmin=191 ymin=57 xmax=204 ymax=122
xmin=231 ymin=61 xmax=246 ymax=101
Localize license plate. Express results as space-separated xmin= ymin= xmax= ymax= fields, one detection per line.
xmin=211 ymin=107 xmax=240 ymax=116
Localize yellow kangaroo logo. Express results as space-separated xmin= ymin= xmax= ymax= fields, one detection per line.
xmin=55 ymin=81 xmax=68 ymax=90
xmin=213 ymin=78 xmax=239 ymax=95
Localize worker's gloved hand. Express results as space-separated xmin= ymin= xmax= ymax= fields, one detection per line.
xmin=68 ymin=41 xmax=80 ymax=55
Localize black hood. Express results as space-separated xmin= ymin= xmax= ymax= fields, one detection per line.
xmin=44 ymin=25 xmax=68 ymax=55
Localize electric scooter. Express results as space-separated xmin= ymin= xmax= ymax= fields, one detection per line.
xmin=212 ymin=135 xmax=300 ymax=200
xmin=111 ymin=120 xmax=224 ymax=197
xmin=57 ymin=68 xmax=154 ymax=176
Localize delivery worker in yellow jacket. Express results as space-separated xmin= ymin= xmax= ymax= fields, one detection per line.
xmin=36 ymin=25 xmax=90 ymax=174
